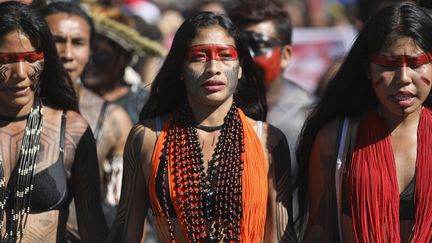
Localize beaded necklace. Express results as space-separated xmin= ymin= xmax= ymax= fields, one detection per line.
xmin=160 ymin=102 xmax=245 ymax=242
xmin=0 ymin=98 xmax=43 ymax=242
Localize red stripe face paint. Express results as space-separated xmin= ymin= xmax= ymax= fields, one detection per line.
xmin=185 ymin=44 xmax=238 ymax=62
xmin=371 ymin=52 xmax=432 ymax=69
xmin=0 ymin=51 xmax=44 ymax=64
xmin=420 ymin=76 xmax=431 ymax=85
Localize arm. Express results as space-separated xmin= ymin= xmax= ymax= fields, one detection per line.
xmin=265 ymin=125 xmax=297 ymax=243
xmin=105 ymin=105 xmax=133 ymax=205
xmin=303 ymin=122 xmax=339 ymax=243
xmin=107 ymin=125 xmax=149 ymax=243
xmin=71 ymin=126 xmax=109 ymax=243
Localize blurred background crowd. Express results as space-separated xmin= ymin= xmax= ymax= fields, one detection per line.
xmin=26 ymin=0 xmax=398 ymax=97
xmin=0 ymin=0 xmax=425 ymax=241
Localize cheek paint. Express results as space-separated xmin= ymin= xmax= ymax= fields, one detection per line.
xmin=0 ymin=51 xmax=44 ymax=64
xmin=0 ymin=65 xmax=7 ymax=83
xmin=29 ymin=61 xmax=44 ymax=83
xmin=253 ymin=47 xmax=282 ymax=86
xmin=420 ymin=76 xmax=431 ymax=85
xmin=224 ymin=67 xmax=239 ymax=93
xmin=374 ymin=76 xmax=385 ymax=86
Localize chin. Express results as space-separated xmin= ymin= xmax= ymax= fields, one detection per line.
xmin=12 ymin=97 xmax=34 ymax=108
xmin=205 ymin=97 xmax=233 ymax=107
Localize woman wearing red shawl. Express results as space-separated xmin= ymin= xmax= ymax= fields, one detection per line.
xmin=107 ymin=12 xmax=296 ymax=242
xmin=297 ymin=3 xmax=432 ymax=243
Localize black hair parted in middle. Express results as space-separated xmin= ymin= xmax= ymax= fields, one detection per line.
xmin=139 ymin=11 xmax=267 ymax=121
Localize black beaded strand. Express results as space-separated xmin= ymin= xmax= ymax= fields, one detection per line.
xmin=0 ymin=98 xmax=43 ymax=243
xmin=158 ymin=102 xmax=244 ymax=242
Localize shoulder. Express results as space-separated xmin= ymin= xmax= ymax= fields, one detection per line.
xmin=42 ymin=105 xmax=89 ymax=134
xmin=311 ymin=118 xmax=344 ymax=166
xmin=266 ymin=123 xmax=287 ymax=149
xmin=244 ymin=117 xmax=284 ymax=150
xmin=65 ymin=110 xmax=90 ymax=131
xmin=105 ymin=102 xmax=133 ymax=126
xmin=124 ymin=117 xmax=168 ymax=178
xmin=42 ymin=106 xmax=94 ymax=167
xmin=62 ymin=110 xmax=94 ymax=147
xmin=126 ymin=116 xmax=169 ymax=158
xmin=80 ymin=87 xmax=105 ymax=107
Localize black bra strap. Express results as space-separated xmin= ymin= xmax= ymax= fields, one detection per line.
xmin=60 ymin=110 xmax=67 ymax=154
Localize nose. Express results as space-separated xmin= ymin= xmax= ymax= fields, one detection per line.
xmin=206 ymin=60 xmax=221 ymax=76
xmin=397 ymin=66 xmax=412 ymax=85
xmin=10 ymin=61 xmax=27 ymax=81
xmin=59 ymin=41 xmax=73 ymax=61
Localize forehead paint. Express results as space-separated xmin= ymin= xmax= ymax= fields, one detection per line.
xmin=420 ymin=76 xmax=431 ymax=85
xmin=0 ymin=51 xmax=44 ymax=64
xmin=371 ymin=52 xmax=432 ymax=68
xmin=185 ymin=44 xmax=238 ymax=62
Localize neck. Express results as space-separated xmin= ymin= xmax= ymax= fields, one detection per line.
xmin=378 ymin=105 xmax=422 ymax=133
xmin=0 ymin=100 xmax=34 ymax=119
xmin=187 ymin=97 xmax=234 ymax=127
xmin=73 ymin=79 xmax=82 ymax=99
xmin=266 ymin=76 xmax=282 ymax=108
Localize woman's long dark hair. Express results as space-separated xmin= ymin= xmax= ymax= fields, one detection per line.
xmin=296 ymin=2 xmax=432 ymax=234
xmin=139 ymin=11 xmax=267 ymax=121
xmin=0 ymin=1 xmax=78 ymax=112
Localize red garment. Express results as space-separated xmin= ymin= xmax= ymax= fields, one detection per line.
xmin=346 ymin=107 xmax=432 ymax=242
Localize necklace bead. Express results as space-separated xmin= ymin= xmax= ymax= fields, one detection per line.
xmin=159 ymin=102 xmax=244 ymax=241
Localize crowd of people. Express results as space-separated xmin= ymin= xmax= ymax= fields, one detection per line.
xmin=0 ymin=0 xmax=431 ymax=242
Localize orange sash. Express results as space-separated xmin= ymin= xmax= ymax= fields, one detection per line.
xmin=148 ymin=109 xmax=268 ymax=242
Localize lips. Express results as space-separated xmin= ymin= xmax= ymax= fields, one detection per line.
xmin=8 ymin=86 xmax=31 ymax=96
xmin=393 ymin=91 xmax=414 ymax=107
xmin=64 ymin=67 xmax=76 ymax=74
xmin=202 ymin=80 xmax=225 ymax=92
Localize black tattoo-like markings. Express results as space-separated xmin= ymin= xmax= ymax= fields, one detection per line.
xmin=72 ymin=127 xmax=108 ymax=242
xmin=0 ymin=65 xmax=8 ymax=84
xmin=107 ymin=125 xmax=149 ymax=242
xmin=29 ymin=61 xmax=44 ymax=84
xmin=271 ymin=136 xmax=298 ymax=242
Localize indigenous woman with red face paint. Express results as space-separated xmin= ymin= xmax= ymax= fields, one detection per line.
xmin=108 ymin=11 xmax=295 ymax=242
xmin=297 ymin=2 xmax=432 ymax=243
xmin=0 ymin=2 xmax=107 ymax=242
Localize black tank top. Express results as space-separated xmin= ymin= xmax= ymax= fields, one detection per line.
xmin=342 ymin=174 xmax=415 ymax=220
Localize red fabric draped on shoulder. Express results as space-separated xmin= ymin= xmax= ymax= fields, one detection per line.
xmin=346 ymin=107 xmax=432 ymax=242
xmin=148 ymin=109 xmax=268 ymax=242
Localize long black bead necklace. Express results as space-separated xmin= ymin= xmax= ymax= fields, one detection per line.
xmin=159 ymin=102 xmax=245 ymax=242
xmin=0 ymin=98 xmax=43 ymax=243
